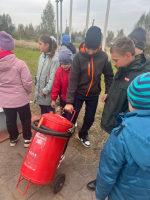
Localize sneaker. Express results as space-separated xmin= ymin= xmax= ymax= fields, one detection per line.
xmin=87 ymin=179 xmax=97 ymax=191
xmin=24 ymin=139 xmax=32 ymax=148
xmin=75 ymin=122 xmax=77 ymax=128
xmin=57 ymin=155 xmax=65 ymax=169
xmin=78 ymin=136 xmax=90 ymax=147
xmin=10 ymin=135 xmax=20 ymax=147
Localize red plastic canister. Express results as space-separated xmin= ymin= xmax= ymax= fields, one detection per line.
xmin=16 ymin=112 xmax=73 ymax=195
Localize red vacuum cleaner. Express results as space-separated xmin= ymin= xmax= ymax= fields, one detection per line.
xmin=16 ymin=110 xmax=75 ymax=195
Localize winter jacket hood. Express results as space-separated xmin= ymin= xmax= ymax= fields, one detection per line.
xmin=0 ymin=50 xmax=15 ymax=72
xmin=79 ymin=42 xmax=102 ymax=57
xmin=115 ymin=110 xmax=150 ymax=171
xmin=0 ymin=51 xmax=32 ymax=108
xmin=61 ymin=42 xmax=76 ymax=54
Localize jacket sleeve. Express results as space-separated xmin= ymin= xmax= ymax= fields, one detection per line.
xmin=66 ymin=54 xmax=81 ymax=104
xmin=51 ymin=69 xmax=61 ymax=101
xmin=71 ymin=43 xmax=77 ymax=54
xmin=20 ymin=61 xmax=32 ymax=94
xmin=102 ymin=57 xmax=114 ymax=94
xmin=43 ymin=59 xmax=59 ymax=95
xmin=96 ymin=131 xmax=126 ymax=200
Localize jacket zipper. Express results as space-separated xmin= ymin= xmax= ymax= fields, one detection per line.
xmin=86 ymin=57 xmax=94 ymax=96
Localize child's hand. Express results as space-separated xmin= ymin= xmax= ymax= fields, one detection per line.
xmin=64 ymin=104 xmax=74 ymax=114
xmin=101 ymin=94 xmax=107 ymax=102
xmin=51 ymin=100 xmax=55 ymax=108
xmin=40 ymin=92 xmax=45 ymax=96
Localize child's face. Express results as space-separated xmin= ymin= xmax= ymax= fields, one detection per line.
xmin=111 ymin=52 xmax=131 ymax=69
xmin=61 ymin=63 xmax=71 ymax=71
xmin=85 ymin=48 xmax=98 ymax=55
xmin=38 ymin=39 xmax=49 ymax=53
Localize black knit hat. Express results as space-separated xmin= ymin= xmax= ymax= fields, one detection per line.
xmin=85 ymin=26 xmax=101 ymax=49
xmin=128 ymin=27 xmax=147 ymax=50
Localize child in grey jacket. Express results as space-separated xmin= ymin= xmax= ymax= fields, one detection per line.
xmin=34 ymin=35 xmax=59 ymax=114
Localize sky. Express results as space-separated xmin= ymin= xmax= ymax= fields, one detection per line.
xmin=0 ymin=0 xmax=150 ymax=37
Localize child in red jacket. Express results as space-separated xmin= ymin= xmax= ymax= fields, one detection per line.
xmin=51 ymin=49 xmax=72 ymax=110
xmin=51 ymin=49 xmax=72 ymax=167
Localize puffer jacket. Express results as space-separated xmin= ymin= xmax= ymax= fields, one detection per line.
xmin=101 ymin=53 xmax=150 ymax=133
xmin=51 ymin=67 xmax=70 ymax=102
xmin=0 ymin=50 xmax=32 ymax=108
xmin=34 ymin=50 xmax=59 ymax=105
xmin=96 ymin=110 xmax=150 ymax=200
xmin=66 ymin=43 xmax=114 ymax=104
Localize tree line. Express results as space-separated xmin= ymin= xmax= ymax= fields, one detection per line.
xmin=0 ymin=0 xmax=55 ymax=41
xmin=0 ymin=0 xmax=150 ymax=53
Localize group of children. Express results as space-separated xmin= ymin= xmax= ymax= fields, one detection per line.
xmin=0 ymin=31 xmax=74 ymax=148
xmin=1 ymin=27 xmax=150 ymax=200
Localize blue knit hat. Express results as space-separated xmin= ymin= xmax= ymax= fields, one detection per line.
xmin=62 ymin=35 xmax=70 ymax=44
xmin=59 ymin=49 xmax=72 ymax=64
xmin=127 ymin=73 xmax=150 ymax=110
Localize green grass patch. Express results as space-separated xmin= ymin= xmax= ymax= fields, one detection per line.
xmin=14 ymin=47 xmax=41 ymax=79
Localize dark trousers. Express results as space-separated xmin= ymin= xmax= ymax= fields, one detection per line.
xmin=67 ymin=93 xmax=99 ymax=139
xmin=3 ymin=103 xmax=32 ymax=141
xmin=39 ymin=105 xmax=55 ymax=115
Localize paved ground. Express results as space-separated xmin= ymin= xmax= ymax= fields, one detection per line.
xmin=0 ymin=134 xmax=98 ymax=200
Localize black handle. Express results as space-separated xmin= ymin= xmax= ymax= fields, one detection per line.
xmin=31 ymin=119 xmax=72 ymax=138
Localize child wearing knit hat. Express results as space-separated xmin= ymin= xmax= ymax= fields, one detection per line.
xmin=51 ymin=49 xmax=73 ymax=167
xmin=59 ymin=34 xmax=76 ymax=59
xmin=0 ymin=31 xmax=32 ymax=148
xmin=64 ymin=26 xmax=114 ymax=148
xmin=51 ymin=49 xmax=72 ymax=110
xmin=96 ymin=72 xmax=150 ymax=200
xmin=128 ymin=27 xmax=150 ymax=64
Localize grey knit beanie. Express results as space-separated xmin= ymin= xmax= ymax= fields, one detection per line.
xmin=59 ymin=49 xmax=72 ymax=64
xmin=128 ymin=27 xmax=147 ymax=50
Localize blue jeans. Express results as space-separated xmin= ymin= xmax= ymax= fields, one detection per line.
xmin=67 ymin=93 xmax=99 ymax=139
xmin=39 ymin=105 xmax=55 ymax=115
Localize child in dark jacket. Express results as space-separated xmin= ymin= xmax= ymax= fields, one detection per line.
xmin=51 ymin=49 xmax=72 ymax=110
xmin=96 ymin=72 xmax=150 ymax=200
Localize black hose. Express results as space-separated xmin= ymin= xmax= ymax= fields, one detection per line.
xmin=31 ymin=119 xmax=72 ymax=138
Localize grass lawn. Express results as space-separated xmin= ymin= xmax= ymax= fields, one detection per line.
xmin=14 ymin=47 xmax=41 ymax=80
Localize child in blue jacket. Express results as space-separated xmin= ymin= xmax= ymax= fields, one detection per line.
xmin=96 ymin=72 xmax=150 ymax=200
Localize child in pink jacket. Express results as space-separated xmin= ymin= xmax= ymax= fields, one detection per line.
xmin=0 ymin=31 xmax=32 ymax=147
